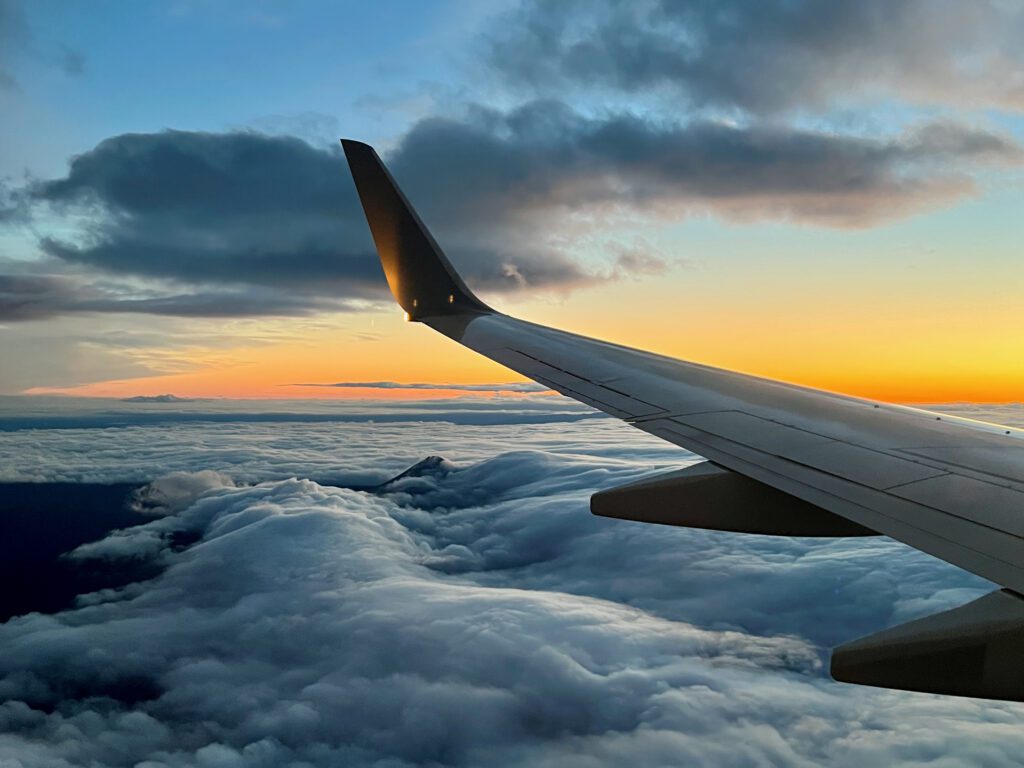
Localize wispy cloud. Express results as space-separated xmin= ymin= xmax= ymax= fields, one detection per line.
xmin=294 ymin=380 xmax=551 ymax=393
xmin=488 ymin=0 xmax=1024 ymax=114
xmin=19 ymin=128 xmax=602 ymax=319
xmin=0 ymin=273 xmax=354 ymax=322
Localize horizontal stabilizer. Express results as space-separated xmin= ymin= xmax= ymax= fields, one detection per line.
xmin=832 ymin=589 xmax=1024 ymax=701
xmin=591 ymin=462 xmax=877 ymax=536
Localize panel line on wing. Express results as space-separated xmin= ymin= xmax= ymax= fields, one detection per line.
xmin=888 ymin=474 xmax=1024 ymax=539
xmin=489 ymin=347 xmax=667 ymax=419
xmin=669 ymin=411 xmax=950 ymax=490
xmin=645 ymin=421 xmax=1024 ymax=589
xmin=897 ymin=446 xmax=1024 ymax=488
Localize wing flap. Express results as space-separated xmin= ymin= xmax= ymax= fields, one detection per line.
xmin=592 ymin=461 xmax=877 ymax=536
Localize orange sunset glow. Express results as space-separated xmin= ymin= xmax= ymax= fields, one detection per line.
xmin=2 ymin=0 xmax=1021 ymax=409
xmin=28 ymin=264 xmax=1024 ymax=403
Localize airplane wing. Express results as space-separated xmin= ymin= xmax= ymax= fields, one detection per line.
xmin=341 ymin=139 xmax=1024 ymax=701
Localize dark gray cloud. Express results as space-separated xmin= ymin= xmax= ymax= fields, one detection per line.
xmin=0 ymin=179 xmax=28 ymax=222
xmin=297 ymin=380 xmax=551 ymax=392
xmin=0 ymin=273 xmax=343 ymax=321
xmin=0 ymin=275 xmax=67 ymax=320
xmin=488 ymin=0 xmax=1024 ymax=115
xmin=10 ymin=99 xmax=1019 ymax=322
xmin=26 ymin=129 xmax=599 ymax=318
xmin=392 ymin=102 xmax=1020 ymax=227
xmin=0 ymin=403 xmax=1020 ymax=765
xmin=31 ymin=131 xmax=387 ymax=298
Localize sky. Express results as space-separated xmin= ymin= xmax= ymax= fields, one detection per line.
xmin=1 ymin=0 xmax=1023 ymax=401
xmin=2 ymin=398 xmax=1024 ymax=766
xmin=3 ymin=6 xmax=1024 ymax=762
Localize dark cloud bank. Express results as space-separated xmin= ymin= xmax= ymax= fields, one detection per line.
xmin=4 ymin=0 xmax=1021 ymax=323
xmin=489 ymin=0 xmax=1024 ymax=115
xmin=6 ymin=123 xmax=606 ymax=323
xmin=5 ymin=109 xmax=1017 ymax=323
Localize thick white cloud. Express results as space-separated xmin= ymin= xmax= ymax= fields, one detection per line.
xmin=1 ymin=401 xmax=1023 ymax=765
xmin=0 ymin=474 xmax=823 ymax=767
xmin=0 ymin=396 xmax=620 ymax=484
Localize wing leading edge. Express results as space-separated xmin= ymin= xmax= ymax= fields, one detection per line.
xmin=341 ymin=139 xmax=1024 ymax=701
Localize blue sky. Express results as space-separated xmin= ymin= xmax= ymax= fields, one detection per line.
xmin=3 ymin=5 xmax=1024 ymax=762
xmin=1 ymin=0 xmax=1023 ymax=400
xmin=2 ymin=0 xmax=489 ymax=176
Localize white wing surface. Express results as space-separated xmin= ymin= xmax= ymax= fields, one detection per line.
xmin=342 ymin=139 xmax=1024 ymax=701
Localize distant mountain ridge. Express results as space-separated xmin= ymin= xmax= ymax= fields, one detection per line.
xmin=121 ymin=394 xmax=197 ymax=403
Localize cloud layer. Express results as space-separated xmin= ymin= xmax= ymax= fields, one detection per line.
xmin=6 ymin=105 xmax=1018 ymax=322
xmin=0 ymin=395 xmax=599 ymax=444
xmin=0 ymin=273 xmax=342 ymax=321
xmin=395 ymin=104 xmax=1019 ymax=228
xmin=2 ymin=401 xmax=1022 ymax=765
xmin=296 ymin=381 xmax=551 ymax=393
xmin=2 ymin=399 xmax=1024 ymax=765
xmin=0 ymin=472 xmax=823 ymax=767
xmin=489 ymin=0 xmax=1024 ymax=114
xmin=9 ymin=127 xmax=604 ymax=322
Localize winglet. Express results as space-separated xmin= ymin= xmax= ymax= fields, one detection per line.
xmin=341 ymin=139 xmax=491 ymax=320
